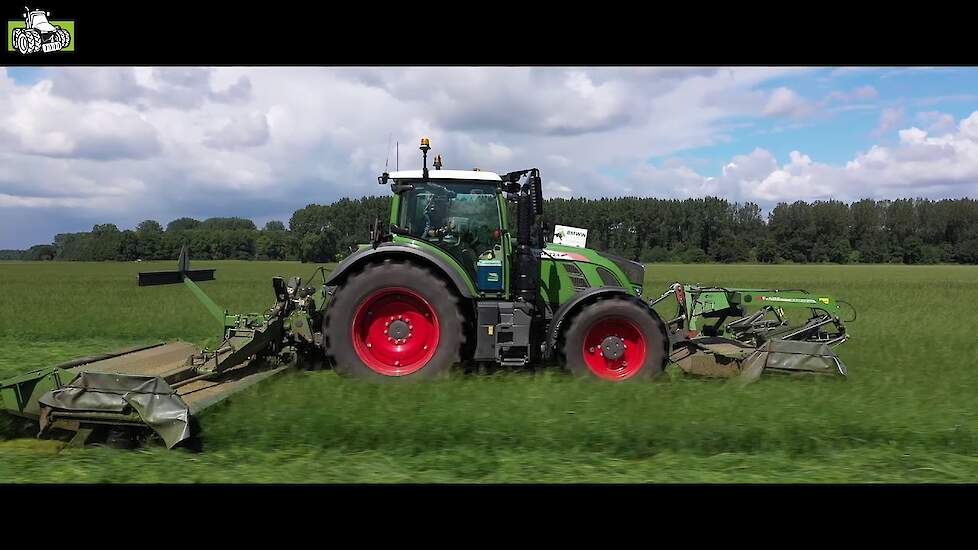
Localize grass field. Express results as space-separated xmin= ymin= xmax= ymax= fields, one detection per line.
xmin=1 ymin=260 xmax=977 ymax=483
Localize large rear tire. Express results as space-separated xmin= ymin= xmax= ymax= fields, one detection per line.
xmin=325 ymin=260 xmax=465 ymax=381
xmin=561 ymin=297 xmax=667 ymax=381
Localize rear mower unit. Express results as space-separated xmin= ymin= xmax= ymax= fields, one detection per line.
xmin=0 ymin=138 xmax=852 ymax=449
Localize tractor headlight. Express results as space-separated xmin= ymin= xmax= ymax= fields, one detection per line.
xmin=633 ymin=286 xmax=643 ymax=297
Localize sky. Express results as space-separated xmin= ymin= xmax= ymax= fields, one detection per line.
xmin=2 ymin=66 xmax=978 ymax=249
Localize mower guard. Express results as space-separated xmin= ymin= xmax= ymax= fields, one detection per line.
xmin=1 ymin=340 xmax=293 ymax=448
xmin=739 ymin=339 xmax=848 ymax=382
xmin=38 ymin=372 xmax=191 ymax=449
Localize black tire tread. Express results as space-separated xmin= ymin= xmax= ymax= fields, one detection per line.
xmin=22 ymin=29 xmax=41 ymax=53
xmin=54 ymin=27 xmax=70 ymax=48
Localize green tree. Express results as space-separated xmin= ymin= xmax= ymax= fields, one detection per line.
xmin=755 ymin=238 xmax=778 ymax=263
xmin=90 ymin=224 xmax=122 ymax=261
xmin=136 ymin=219 xmax=164 ymax=259
xmin=26 ymin=244 xmax=57 ymax=261
xmin=166 ymin=217 xmax=201 ymax=232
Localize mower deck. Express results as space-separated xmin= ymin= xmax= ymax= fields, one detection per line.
xmin=62 ymin=342 xmax=291 ymax=414
xmin=1 ymin=341 xmax=293 ymax=448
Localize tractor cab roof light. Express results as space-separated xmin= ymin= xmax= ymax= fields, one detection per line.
xmin=420 ymin=137 xmax=430 ymax=181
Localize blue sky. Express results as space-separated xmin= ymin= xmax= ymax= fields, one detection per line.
xmin=2 ymin=67 xmax=978 ymax=248
xmin=649 ymin=68 xmax=978 ymax=176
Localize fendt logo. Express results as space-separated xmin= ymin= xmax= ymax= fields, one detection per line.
xmin=7 ymin=7 xmax=73 ymax=54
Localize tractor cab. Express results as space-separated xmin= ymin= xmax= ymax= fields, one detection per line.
xmin=26 ymin=10 xmax=56 ymax=33
xmin=386 ymin=169 xmax=509 ymax=294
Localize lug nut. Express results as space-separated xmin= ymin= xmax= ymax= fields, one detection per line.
xmin=366 ymin=343 xmax=372 ymax=348
xmin=589 ymin=347 xmax=595 ymax=353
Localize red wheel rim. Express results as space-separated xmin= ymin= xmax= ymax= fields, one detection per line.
xmin=351 ymin=287 xmax=440 ymax=376
xmin=581 ymin=316 xmax=647 ymax=380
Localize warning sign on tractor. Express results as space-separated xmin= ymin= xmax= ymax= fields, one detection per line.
xmin=553 ymin=225 xmax=588 ymax=248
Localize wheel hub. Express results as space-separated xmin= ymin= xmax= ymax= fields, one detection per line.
xmin=581 ymin=316 xmax=648 ymax=381
xmin=351 ymin=287 xmax=440 ymax=376
xmin=600 ymin=336 xmax=625 ymax=360
xmin=387 ymin=319 xmax=411 ymax=340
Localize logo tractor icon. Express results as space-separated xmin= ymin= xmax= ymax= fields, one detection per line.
xmin=11 ymin=6 xmax=70 ymax=54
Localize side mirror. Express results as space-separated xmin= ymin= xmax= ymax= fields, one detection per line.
xmin=391 ymin=183 xmax=415 ymax=194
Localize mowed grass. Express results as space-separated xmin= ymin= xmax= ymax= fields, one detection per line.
xmin=1 ymin=260 xmax=977 ymax=482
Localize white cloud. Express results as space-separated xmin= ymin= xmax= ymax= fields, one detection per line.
xmin=916 ymin=111 xmax=957 ymax=135
xmin=873 ymin=107 xmax=905 ymax=137
xmin=621 ymin=110 xmax=978 ymax=204
xmin=0 ymin=66 xmax=975 ymax=249
xmin=2 ymin=80 xmax=161 ymax=160
xmin=763 ymin=87 xmax=815 ymax=118
xmin=827 ymin=85 xmax=879 ymax=103
xmin=203 ymin=112 xmax=270 ymax=150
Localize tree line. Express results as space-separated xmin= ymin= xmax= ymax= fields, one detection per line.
xmin=5 ymin=196 xmax=978 ymax=265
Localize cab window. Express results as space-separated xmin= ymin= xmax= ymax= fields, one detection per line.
xmin=398 ymin=181 xmax=502 ymax=274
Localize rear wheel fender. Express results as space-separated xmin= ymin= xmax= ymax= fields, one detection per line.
xmin=324 ymin=243 xmax=477 ymax=299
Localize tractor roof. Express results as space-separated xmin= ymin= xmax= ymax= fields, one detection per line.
xmin=388 ymin=169 xmax=502 ymax=182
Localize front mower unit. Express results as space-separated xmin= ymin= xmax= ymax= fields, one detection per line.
xmin=654 ymin=284 xmax=851 ymax=380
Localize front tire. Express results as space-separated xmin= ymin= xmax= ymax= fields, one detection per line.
xmin=325 ymin=260 xmax=465 ymax=381
xmin=54 ymin=27 xmax=70 ymax=49
xmin=18 ymin=29 xmax=41 ymax=54
xmin=562 ymin=297 xmax=667 ymax=381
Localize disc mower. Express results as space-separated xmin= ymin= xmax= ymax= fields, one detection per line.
xmin=0 ymin=138 xmax=852 ymax=449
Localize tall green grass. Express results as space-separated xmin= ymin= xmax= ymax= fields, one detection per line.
xmin=1 ymin=261 xmax=977 ymax=482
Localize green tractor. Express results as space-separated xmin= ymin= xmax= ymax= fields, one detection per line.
xmin=324 ymin=145 xmax=666 ymax=382
xmin=0 ymin=138 xmax=851 ymax=448
xmin=319 ymin=138 xmax=849 ymax=382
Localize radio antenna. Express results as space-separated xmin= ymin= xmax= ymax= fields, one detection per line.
xmin=396 ymin=141 xmax=399 ymax=171
xmin=384 ymin=133 xmax=392 ymax=172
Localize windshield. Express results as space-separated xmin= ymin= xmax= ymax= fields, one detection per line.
xmin=397 ymin=180 xmax=502 ymax=272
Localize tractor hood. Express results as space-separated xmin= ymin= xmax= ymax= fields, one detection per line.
xmin=540 ymin=243 xmax=645 ymax=290
xmin=596 ymin=251 xmax=645 ymax=287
